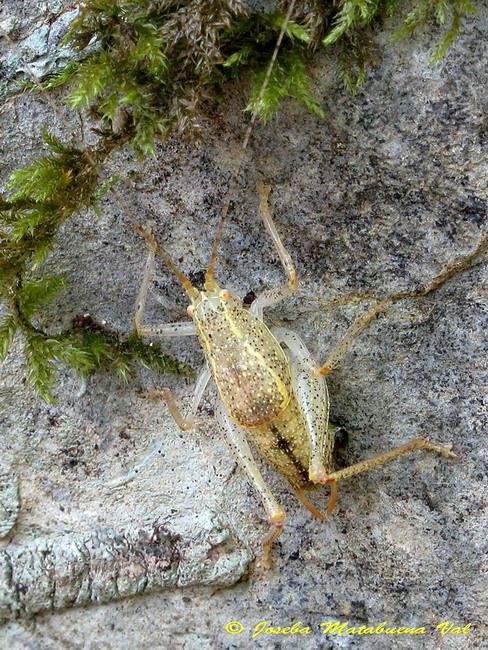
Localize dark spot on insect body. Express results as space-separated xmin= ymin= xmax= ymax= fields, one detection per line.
xmin=274 ymin=429 xmax=310 ymax=486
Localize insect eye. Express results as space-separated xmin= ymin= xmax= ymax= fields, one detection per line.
xmin=219 ymin=290 xmax=232 ymax=300
xmin=187 ymin=305 xmax=195 ymax=317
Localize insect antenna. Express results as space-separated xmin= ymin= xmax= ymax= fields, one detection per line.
xmin=136 ymin=223 xmax=198 ymax=295
xmin=204 ymin=0 xmax=298 ymax=289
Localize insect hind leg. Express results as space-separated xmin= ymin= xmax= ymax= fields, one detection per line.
xmin=321 ymin=437 xmax=458 ymax=485
xmin=273 ymin=327 xmax=338 ymax=516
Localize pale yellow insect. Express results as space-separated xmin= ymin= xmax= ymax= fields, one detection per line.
xmin=134 ymin=180 xmax=457 ymax=565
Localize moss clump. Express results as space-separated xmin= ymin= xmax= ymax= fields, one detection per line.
xmin=0 ymin=129 xmax=186 ymax=402
xmin=48 ymin=0 xmax=324 ymax=151
xmin=67 ymin=316 xmax=192 ymax=383
xmin=43 ymin=0 xmax=476 ymax=147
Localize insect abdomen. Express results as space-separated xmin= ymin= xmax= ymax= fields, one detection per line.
xmin=248 ymin=396 xmax=315 ymax=491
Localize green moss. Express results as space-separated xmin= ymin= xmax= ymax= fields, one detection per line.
xmin=391 ymin=0 xmax=476 ymax=64
xmin=33 ymin=0 xmax=475 ymax=145
xmin=0 ymin=128 xmax=186 ymax=402
xmin=66 ymin=319 xmax=193 ymax=383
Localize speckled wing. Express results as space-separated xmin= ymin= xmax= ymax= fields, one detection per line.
xmin=198 ymin=305 xmax=292 ymax=427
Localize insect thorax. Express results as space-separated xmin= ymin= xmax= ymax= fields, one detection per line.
xmin=194 ymin=298 xmax=292 ymax=428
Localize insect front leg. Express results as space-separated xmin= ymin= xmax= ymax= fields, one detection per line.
xmin=107 ymin=239 xmax=211 ymax=487
xmin=215 ymin=402 xmax=286 ymax=569
xmin=133 ymin=235 xmax=210 ymax=429
xmin=250 ymin=181 xmax=298 ymax=319
xmin=134 ymin=243 xmax=197 ymax=338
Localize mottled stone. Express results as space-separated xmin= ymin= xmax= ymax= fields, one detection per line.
xmin=0 ymin=467 xmax=19 ymax=539
xmin=0 ymin=1 xmax=486 ymax=649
